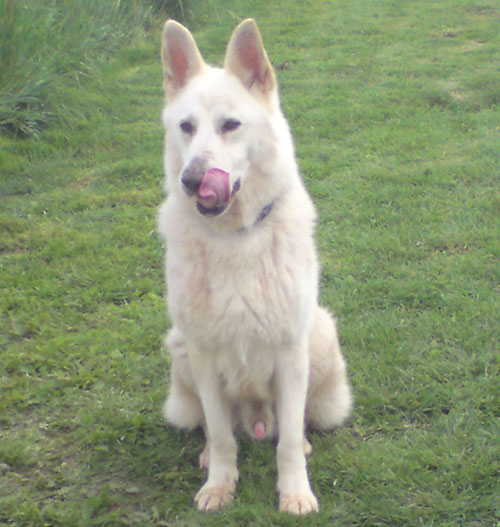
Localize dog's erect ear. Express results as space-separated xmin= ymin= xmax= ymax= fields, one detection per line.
xmin=225 ymin=19 xmax=276 ymax=99
xmin=162 ymin=20 xmax=204 ymax=98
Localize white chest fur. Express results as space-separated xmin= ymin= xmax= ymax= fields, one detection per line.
xmin=160 ymin=193 xmax=318 ymax=366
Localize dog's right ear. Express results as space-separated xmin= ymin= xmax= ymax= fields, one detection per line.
xmin=162 ymin=20 xmax=204 ymax=98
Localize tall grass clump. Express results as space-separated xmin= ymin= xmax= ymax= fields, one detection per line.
xmin=0 ymin=0 xmax=184 ymax=138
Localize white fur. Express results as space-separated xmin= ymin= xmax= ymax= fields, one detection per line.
xmin=158 ymin=19 xmax=352 ymax=515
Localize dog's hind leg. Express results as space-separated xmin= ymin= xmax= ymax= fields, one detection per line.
xmin=305 ymin=307 xmax=352 ymax=430
xmin=163 ymin=328 xmax=204 ymax=431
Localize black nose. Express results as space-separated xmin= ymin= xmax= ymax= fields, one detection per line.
xmin=181 ymin=158 xmax=206 ymax=196
xmin=181 ymin=173 xmax=201 ymax=195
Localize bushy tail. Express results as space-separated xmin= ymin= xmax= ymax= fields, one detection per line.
xmin=306 ymin=307 xmax=353 ymax=429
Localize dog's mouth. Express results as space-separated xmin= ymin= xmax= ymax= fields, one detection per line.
xmin=196 ymin=168 xmax=240 ymax=217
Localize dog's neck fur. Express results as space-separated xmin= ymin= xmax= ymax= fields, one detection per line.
xmin=198 ymin=197 xmax=277 ymax=237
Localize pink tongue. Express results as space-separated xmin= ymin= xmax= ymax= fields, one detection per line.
xmin=197 ymin=168 xmax=231 ymax=209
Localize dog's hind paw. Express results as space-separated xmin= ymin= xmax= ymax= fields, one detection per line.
xmin=199 ymin=443 xmax=210 ymax=470
xmin=279 ymin=492 xmax=319 ymax=515
xmin=195 ymin=482 xmax=235 ymax=512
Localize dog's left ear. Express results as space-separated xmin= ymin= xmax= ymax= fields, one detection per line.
xmin=225 ymin=19 xmax=276 ymax=100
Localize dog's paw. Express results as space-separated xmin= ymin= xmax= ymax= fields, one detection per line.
xmin=195 ymin=482 xmax=235 ymax=512
xmin=304 ymin=437 xmax=313 ymax=456
xmin=279 ymin=491 xmax=319 ymax=515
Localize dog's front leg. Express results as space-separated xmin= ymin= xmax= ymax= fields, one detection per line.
xmin=190 ymin=352 xmax=238 ymax=512
xmin=275 ymin=340 xmax=318 ymax=514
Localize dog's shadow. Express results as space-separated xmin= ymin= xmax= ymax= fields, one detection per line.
xmin=99 ymin=413 xmax=281 ymax=513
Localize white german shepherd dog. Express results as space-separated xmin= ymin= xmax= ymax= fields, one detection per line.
xmin=158 ymin=19 xmax=352 ymax=514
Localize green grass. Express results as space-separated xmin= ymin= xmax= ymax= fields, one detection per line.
xmin=0 ymin=0 xmax=184 ymax=138
xmin=1 ymin=0 xmax=499 ymax=525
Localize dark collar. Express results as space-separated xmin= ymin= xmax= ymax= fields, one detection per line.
xmin=255 ymin=202 xmax=274 ymax=224
xmin=238 ymin=201 xmax=274 ymax=233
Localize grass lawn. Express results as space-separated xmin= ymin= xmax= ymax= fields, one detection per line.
xmin=1 ymin=0 xmax=499 ymax=525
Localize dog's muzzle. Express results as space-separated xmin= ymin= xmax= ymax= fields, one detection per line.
xmin=181 ymin=161 xmax=240 ymax=217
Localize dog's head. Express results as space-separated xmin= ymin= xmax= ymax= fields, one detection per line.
xmin=161 ymin=19 xmax=284 ymax=220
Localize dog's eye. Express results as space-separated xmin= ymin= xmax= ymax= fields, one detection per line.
xmin=221 ymin=119 xmax=241 ymax=133
xmin=180 ymin=120 xmax=195 ymax=135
